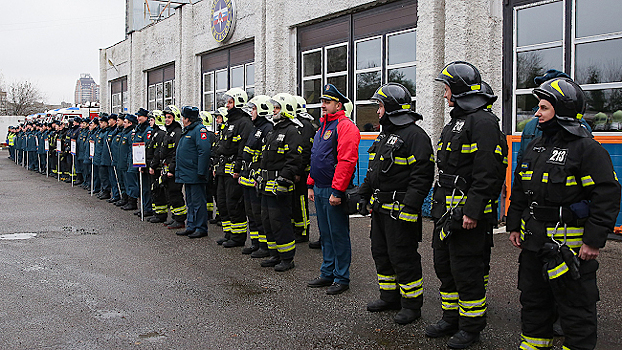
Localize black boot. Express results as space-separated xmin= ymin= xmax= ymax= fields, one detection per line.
xmin=260 ymin=255 xmax=281 ymax=267
xmin=308 ymin=240 xmax=321 ymax=249
xmin=99 ymin=191 xmax=111 ymax=200
xmin=121 ymin=197 xmax=138 ymax=210
xmin=242 ymin=240 xmax=259 ymax=255
xmin=394 ymin=308 xmax=421 ymax=324
xmin=250 ymin=248 xmax=270 ymax=258
xmin=425 ymin=319 xmax=459 ymax=338
xmin=447 ymin=330 xmax=480 ymax=349
xmin=367 ymin=299 xmax=401 ymax=312
xmin=274 ymin=259 xmax=295 ymax=272
xmin=115 ymin=194 xmax=128 ymax=207
xmin=148 ymin=215 xmax=167 ymax=223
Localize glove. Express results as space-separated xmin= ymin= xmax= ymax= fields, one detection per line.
xmin=357 ymin=199 xmax=370 ymax=216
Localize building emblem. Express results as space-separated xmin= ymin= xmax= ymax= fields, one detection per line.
xmin=211 ymin=0 xmax=235 ymax=43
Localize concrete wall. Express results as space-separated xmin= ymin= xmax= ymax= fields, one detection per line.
xmin=100 ymin=0 xmax=504 ymax=141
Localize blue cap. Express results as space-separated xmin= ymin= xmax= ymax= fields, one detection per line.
xmin=136 ymin=108 xmax=149 ymax=117
xmin=181 ymin=106 xmax=200 ymax=121
xmin=319 ymin=84 xmax=349 ymax=104
xmin=125 ymin=114 xmax=138 ymax=124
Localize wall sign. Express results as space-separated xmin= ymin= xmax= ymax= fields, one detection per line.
xmin=211 ymin=0 xmax=235 ymax=43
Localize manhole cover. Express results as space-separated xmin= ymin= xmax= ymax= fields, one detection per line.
xmin=0 ymin=233 xmax=37 ymax=240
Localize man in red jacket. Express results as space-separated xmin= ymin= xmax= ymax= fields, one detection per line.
xmin=306 ymin=84 xmax=360 ymax=295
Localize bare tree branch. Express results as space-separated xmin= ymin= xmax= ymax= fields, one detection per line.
xmin=7 ymin=80 xmax=44 ymax=116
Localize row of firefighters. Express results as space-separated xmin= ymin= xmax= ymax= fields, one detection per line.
xmin=5 ymin=60 xmax=621 ymax=350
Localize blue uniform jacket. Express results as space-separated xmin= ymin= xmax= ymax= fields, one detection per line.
xmin=127 ymin=122 xmax=152 ymax=172
xmin=118 ymin=127 xmax=133 ymax=171
xmin=175 ymin=120 xmax=211 ymax=184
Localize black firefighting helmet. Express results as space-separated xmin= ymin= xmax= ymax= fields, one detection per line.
xmin=435 ymin=61 xmax=490 ymax=111
xmin=371 ymin=83 xmax=422 ymax=126
xmin=533 ymin=77 xmax=590 ymax=137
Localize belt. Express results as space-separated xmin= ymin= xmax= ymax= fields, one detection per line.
xmin=373 ymin=190 xmax=406 ymax=204
xmin=261 ymin=170 xmax=279 ymax=180
xmin=530 ymin=204 xmax=574 ymax=223
xmin=438 ymin=172 xmax=468 ymax=192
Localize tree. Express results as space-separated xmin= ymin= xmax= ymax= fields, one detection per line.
xmin=7 ymin=80 xmax=44 ymax=116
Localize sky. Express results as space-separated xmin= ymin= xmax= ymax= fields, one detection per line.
xmin=0 ymin=0 xmax=126 ymax=105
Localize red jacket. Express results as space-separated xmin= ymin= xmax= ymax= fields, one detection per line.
xmin=307 ymin=110 xmax=360 ymax=197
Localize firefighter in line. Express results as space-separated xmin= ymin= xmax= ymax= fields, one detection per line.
xmin=149 ymin=105 xmax=187 ymax=229
xmin=238 ymin=95 xmax=274 ymax=257
xmin=68 ymin=117 xmax=83 ymax=185
xmin=428 ymin=61 xmax=507 ymax=349
xmin=126 ymin=108 xmax=153 ymax=216
xmin=292 ymin=96 xmax=316 ymax=244
xmin=257 ymin=93 xmax=303 ymax=271
xmin=87 ymin=118 xmax=102 ymax=193
xmin=6 ymin=126 xmax=16 ymax=161
xmin=118 ymin=114 xmax=138 ymax=209
xmin=357 ymin=83 xmax=435 ymax=324
xmin=146 ymin=110 xmax=168 ymax=223
xmin=214 ymin=88 xmax=253 ymax=248
xmin=25 ymin=122 xmax=37 ymax=171
xmin=208 ymin=108 xmax=228 ymax=225
xmin=78 ymin=118 xmax=92 ymax=190
xmin=107 ymin=114 xmax=125 ymax=203
xmin=36 ymin=122 xmax=47 ymax=174
xmin=96 ymin=115 xmax=113 ymax=199
xmin=174 ymin=106 xmax=211 ymax=238
xmin=506 ymin=77 xmax=621 ymax=350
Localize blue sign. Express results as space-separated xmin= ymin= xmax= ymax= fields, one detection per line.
xmin=211 ymin=0 xmax=234 ymax=43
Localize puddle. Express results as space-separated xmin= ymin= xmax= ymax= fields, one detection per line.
xmin=0 ymin=232 xmax=37 ymax=240
xmin=94 ymin=310 xmax=128 ymax=320
xmin=139 ymin=331 xmax=166 ymax=340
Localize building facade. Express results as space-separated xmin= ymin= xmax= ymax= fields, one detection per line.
xmin=100 ymin=0 xmax=622 ymax=224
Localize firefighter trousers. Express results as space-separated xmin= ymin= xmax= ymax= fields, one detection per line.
xmin=165 ymin=178 xmax=187 ymax=222
xmin=432 ymin=223 xmax=492 ymax=333
xmin=292 ymin=177 xmax=310 ymax=240
xmin=150 ymin=173 xmax=168 ymax=218
xmin=261 ymin=193 xmax=296 ymax=261
xmin=216 ymin=175 xmax=246 ymax=244
xmin=518 ymin=249 xmax=599 ymax=350
xmin=243 ymin=186 xmax=265 ymax=249
xmin=371 ymin=209 xmax=423 ymax=310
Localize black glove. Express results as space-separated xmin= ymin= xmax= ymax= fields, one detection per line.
xmin=358 ymin=199 xmax=370 ymax=216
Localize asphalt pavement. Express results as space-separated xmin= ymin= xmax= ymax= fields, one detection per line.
xmin=1 ymin=151 xmax=621 ymax=349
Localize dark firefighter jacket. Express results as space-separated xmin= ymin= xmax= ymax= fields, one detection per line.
xmin=259 ymin=118 xmax=303 ymax=195
xmin=239 ymin=116 xmax=273 ymax=188
xmin=151 ymin=121 xmax=182 ymax=175
xmin=506 ymin=128 xmax=621 ymax=252
xmin=214 ymin=107 xmax=253 ymax=176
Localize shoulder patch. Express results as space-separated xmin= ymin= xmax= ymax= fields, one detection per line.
xmin=452 ymin=119 xmax=465 ymax=133
xmin=200 ymin=128 xmax=207 ymax=133
xmin=323 ymin=130 xmax=333 ymax=140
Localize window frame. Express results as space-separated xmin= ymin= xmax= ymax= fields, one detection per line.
xmin=511 ymin=0 xmax=566 ymax=135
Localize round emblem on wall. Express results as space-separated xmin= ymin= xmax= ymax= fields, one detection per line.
xmin=211 ymin=0 xmax=235 ymax=43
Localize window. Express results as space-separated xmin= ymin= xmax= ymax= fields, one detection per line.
xmin=201 ymin=41 xmax=254 ymax=111
xmin=302 ymin=43 xmax=349 ymax=124
xmin=506 ymin=0 xmax=622 ymax=133
xmin=297 ymin=0 xmax=417 ymax=130
xmin=355 ymin=29 xmax=417 ymax=132
xmin=110 ymin=77 xmax=127 ymax=114
xmin=147 ymin=64 xmax=175 ymax=111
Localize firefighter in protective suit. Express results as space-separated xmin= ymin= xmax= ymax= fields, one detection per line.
xmin=239 ymin=95 xmax=274 ymax=257
xmin=428 ymin=61 xmax=508 ymax=349
xmin=147 ymin=110 xmax=169 ymax=223
xmin=358 ymin=83 xmax=435 ymax=325
xmin=292 ymin=96 xmax=316 ymax=243
xmin=149 ymin=105 xmax=187 ymax=229
xmin=507 ymin=77 xmax=621 ymax=350
xmin=214 ymin=88 xmax=254 ymax=248
xmin=257 ymin=93 xmax=303 ymax=272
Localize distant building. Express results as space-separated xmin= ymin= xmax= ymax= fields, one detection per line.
xmin=74 ymin=73 xmax=100 ymax=105
xmin=0 ymin=90 xmax=7 ymax=115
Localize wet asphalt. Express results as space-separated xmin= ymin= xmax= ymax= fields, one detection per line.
xmin=0 ymin=151 xmax=621 ymax=350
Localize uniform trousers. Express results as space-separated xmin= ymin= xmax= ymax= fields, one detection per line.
xmin=243 ymin=186 xmax=265 ymax=248
xmin=38 ymin=153 xmax=47 ymax=173
xmin=108 ymin=166 xmax=121 ymax=199
xmin=261 ymin=193 xmax=296 ymax=261
xmin=371 ymin=209 xmax=423 ymax=309
xmin=314 ymin=186 xmax=351 ymax=285
xmin=292 ymin=177 xmax=311 ymax=240
xmin=28 ymin=151 xmax=38 ymax=171
xmin=150 ymin=173 xmax=168 ymax=219
xmin=99 ymin=165 xmax=111 ymax=192
xmin=165 ymin=178 xmax=187 ymax=222
xmin=184 ymin=184 xmax=208 ymax=234
xmin=432 ymin=222 xmax=492 ymax=333
xmin=518 ymin=249 xmax=598 ymax=350
xmin=216 ymin=175 xmax=246 ymax=244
